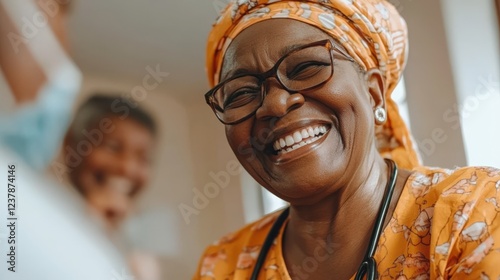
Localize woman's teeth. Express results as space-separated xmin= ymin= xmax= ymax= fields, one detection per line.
xmin=272 ymin=125 xmax=328 ymax=154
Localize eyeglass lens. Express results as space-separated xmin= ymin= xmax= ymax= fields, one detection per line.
xmin=211 ymin=41 xmax=334 ymax=124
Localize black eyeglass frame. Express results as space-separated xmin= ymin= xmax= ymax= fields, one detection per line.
xmin=205 ymin=39 xmax=355 ymax=125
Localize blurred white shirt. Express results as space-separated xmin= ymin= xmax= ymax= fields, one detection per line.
xmin=0 ymin=147 xmax=131 ymax=280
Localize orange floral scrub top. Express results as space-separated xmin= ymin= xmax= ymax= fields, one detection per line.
xmin=193 ymin=166 xmax=500 ymax=279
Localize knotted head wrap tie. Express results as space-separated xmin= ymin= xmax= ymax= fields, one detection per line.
xmin=206 ymin=0 xmax=421 ymax=170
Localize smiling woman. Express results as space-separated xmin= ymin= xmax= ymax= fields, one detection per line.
xmin=194 ymin=1 xmax=500 ymax=280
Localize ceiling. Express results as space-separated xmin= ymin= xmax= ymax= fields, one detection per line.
xmin=68 ymin=0 xmax=224 ymax=100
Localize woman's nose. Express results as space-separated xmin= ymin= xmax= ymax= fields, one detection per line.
xmin=255 ymin=79 xmax=305 ymax=121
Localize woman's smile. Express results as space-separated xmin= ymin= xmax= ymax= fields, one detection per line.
xmin=261 ymin=120 xmax=332 ymax=164
xmin=272 ymin=124 xmax=329 ymax=154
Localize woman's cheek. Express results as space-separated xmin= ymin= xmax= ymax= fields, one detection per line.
xmin=226 ymin=125 xmax=256 ymax=163
xmin=236 ymin=142 xmax=256 ymax=162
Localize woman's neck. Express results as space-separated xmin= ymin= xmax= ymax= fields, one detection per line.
xmin=282 ymin=155 xmax=410 ymax=279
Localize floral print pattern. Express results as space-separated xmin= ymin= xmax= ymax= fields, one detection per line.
xmin=194 ymin=166 xmax=500 ymax=279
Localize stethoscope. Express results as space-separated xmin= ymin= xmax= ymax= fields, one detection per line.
xmin=250 ymin=159 xmax=398 ymax=280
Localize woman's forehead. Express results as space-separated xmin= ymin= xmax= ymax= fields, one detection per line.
xmin=221 ymin=19 xmax=331 ymax=77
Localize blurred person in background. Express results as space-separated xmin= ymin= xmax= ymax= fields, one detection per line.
xmin=0 ymin=1 xmax=131 ymax=279
xmin=63 ymin=94 xmax=161 ymax=280
xmin=0 ymin=0 xmax=79 ymax=170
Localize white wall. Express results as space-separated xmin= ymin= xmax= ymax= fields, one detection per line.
xmin=396 ymin=0 xmax=500 ymax=168
xmin=440 ymin=0 xmax=500 ymax=167
xmin=396 ymin=0 xmax=468 ymax=168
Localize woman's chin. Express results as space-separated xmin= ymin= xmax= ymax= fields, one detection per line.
xmin=265 ymin=174 xmax=342 ymax=205
xmin=265 ymin=161 xmax=345 ymax=200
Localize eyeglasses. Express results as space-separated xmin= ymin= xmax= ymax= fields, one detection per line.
xmin=205 ymin=39 xmax=355 ymax=125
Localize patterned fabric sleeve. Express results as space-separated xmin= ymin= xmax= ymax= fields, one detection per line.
xmin=431 ymin=167 xmax=500 ymax=279
xmin=192 ymin=211 xmax=280 ymax=279
xmin=451 ymin=169 xmax=500 ymax=279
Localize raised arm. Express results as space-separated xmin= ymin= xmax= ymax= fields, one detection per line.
xmin=0 ymin=2 xmax=46 ymax=104
xmin=0 ymin=0 xmax=72 ymax=104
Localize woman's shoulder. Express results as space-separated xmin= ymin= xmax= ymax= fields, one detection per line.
xmin=193 ymin=209 xmax=285 ymax=278
xmin=401 ymin=165 xmax=500 ymax=229
xmin=402 ymin=165 xmax=500 ymax=278
xmin=397 ymin=165 xmax=500 ymax=220
xmin=408 ymin=165 xmax=500 ymax=197
xmin=208 ymin=209 xmax=283 ymax=249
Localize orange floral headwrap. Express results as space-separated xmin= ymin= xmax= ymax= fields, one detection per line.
xmin=206 ymin=0 xmax=421 ymax=170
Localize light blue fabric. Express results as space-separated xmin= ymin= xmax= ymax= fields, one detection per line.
xmin=0 ymin=66 xmax=81 ymax=170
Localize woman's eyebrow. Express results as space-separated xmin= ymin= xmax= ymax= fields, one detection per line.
xmin=222 ymin=68 xmax=251 ymax=81
xmin=222 ymin=43 xmax=311 ymax=80
xmin=279 ymin=43 xmax=307 ymax=57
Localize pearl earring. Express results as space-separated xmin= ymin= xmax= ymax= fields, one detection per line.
xmin=374 ymin=107 xmax=387 ymax=125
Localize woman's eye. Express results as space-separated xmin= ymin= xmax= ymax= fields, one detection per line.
xmin=224 ymin=88 xmax=260 ymax=109
xmin=288 ymin=61 xmax=330 ymax=80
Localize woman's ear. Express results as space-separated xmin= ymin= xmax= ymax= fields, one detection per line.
xmin=365 ymin=68 xmax=386 ymax=110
